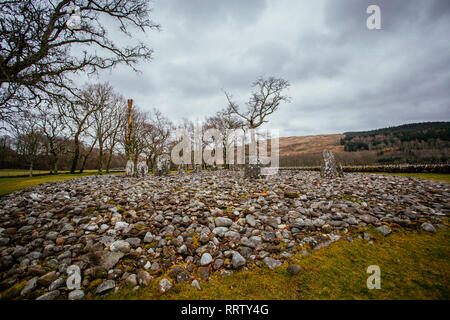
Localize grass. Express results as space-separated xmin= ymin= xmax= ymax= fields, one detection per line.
xmin=366 ymin=172 xmax=450 ymax=184
xmin=104 ymin=226 xmax=450 ymax=300
xmin=0 ymin=169 xmax=124 ymax=177
xmin=0 ymin=171 xmax=123 ymax=196
xmin=0 ymin=169 xmax=54 ymax=176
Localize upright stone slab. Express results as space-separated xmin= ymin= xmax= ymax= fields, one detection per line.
xmin=320 ymin=149 xmax=341 ymax=179
xmin=244 ymin=156 xmax=263 ymax=179
xmin=177 ymin=164 xmax=185 ymax=175
xmin=136 ymin=161 xmax=148 ymax=177
xmin=229 ymin=164 xmax=241 ymax=171
xmin=192 ymin=164 xmax=202 ymax=174
xmin=337 ymin=162 xmax=344 ymax=177
xmin=154 ymin=155 xmax=170 ymax=176
xmin=125 ymin=160 xmax=134 ymax=177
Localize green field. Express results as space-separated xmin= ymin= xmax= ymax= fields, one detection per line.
xmin=0 ymin=172 xmax=124 ymax=196
xmin=103 ymin=226 xmax=450 ymax=300
xmin=0 ymin=169 xmax=124 ymax=177
xmin=366 ymin=172 xmax=450 ymax=184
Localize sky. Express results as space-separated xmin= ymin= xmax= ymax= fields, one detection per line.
xmin=87 ymin=0 xmax=450 ymax=137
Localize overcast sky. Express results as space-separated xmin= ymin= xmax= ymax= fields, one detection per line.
xmin=89 ymin=0 xmax=450 ymax=137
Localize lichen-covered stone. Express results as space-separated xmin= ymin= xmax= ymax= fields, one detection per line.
xmin=320 ymin=149 xmax=341 ymax=179
xmin=154 ymin=155 xmax=171 ymax=176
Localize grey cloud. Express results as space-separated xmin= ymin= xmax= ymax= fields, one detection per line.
xmin=88 ymin=0 xmax=450 ymax=137
xmin=158 ymin=0 xmax=268 ymax=28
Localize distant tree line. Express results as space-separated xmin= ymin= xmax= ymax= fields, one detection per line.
xmin=340 ymin=122 xmax=450 ymax=160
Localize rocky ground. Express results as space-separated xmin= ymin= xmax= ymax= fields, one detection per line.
xmin=0 ymin=171 xmax=448 ymax=300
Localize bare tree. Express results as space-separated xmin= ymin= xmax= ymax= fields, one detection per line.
xmin=224 ymin=77 xmax=291 ymax=129
xmin=84 ymin=83 xmax=124 ymax=173
xmin=121 ymin=106 xmax=148 ymax=174
xmin=59 ymin=91 xmax=100 ymax=173
xmin=11 ymin=112 xmax=44 ymax=176
xmin=224 ymin=76 xmax=291 ymax=162
xmin=37 ymin=104 xmax=68 ymax=174
xmin=205 ymin=108 xmax=244 ymax=167
xmin=104 ymin=99 xmax=126 ymax=173
xmin=78 ymin=135 xmax=97 ymax=173
xmin=0 ymin=0 xmax=160 ymax=121
xmin=142 ymin=108 xmax=174 ymax=170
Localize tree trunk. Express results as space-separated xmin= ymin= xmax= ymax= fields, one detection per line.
xmin=29 ymin=161 xmax=33 ymax=177
xmin=105 ymin=149 xmax=113 ymax=173
xmin=70 ymin=133 xmax=80 ymax=174
xmin=79 ymin=138 xmax=97 ymax=174
xmin=79 ymin=155 xmax=88 ymax=174
xmin=97 ymin=140 xmax=103 ymax=174
xmin=50 ymin=148 xmax=58 ymax=175
xmin=133 ymin=151 xmax=138 ymax=177
xmin=53 ymin=160 xmax=58 ymax=175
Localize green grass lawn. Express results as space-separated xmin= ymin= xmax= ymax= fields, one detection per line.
xmin=104 ymin=226 xmax=450 ymax=300
xmin=365 ymin=172 xmax=450 ymax=184
xmin=0 ymin=171 xmax=123 ymax=196
xmin=0 ymin=169 xmax=124 ymax=177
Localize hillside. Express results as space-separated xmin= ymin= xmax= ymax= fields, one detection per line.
xmin=279 ymin=122 xmax=450 ymax=166
xmin=278 ymin=134 xmax=344 ymax=156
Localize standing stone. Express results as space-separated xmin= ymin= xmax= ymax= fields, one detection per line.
xmin=136 ymin=161 xmax=148 ymax=177
xmin=320 ymin=150 xmax=340 ymax=179
xmin=154 ymin=155 xmax=171 ymax=176
xmin=244 ymin=156 xmax=263 ymax=179
xmin=125 ymin=160 xmax=135 ymax=177
xmin=229 ymin=164 xmax=241 ymax=171
xmin=337 ymin=162 xmax=344 ymax=177
xmin=192 ymin=164 xmax=202 ymax=174
xmin=177 ymin=164 xmax=185 ymax=175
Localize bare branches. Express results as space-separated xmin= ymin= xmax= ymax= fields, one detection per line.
xmin=0 ymin=0 xmax=160 ymax=119
xmin=224 ymin=76 xmax=291 ymax=129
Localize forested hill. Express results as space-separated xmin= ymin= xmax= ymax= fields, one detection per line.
xmin=341 ymin=122 xmax=450 ymax=152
